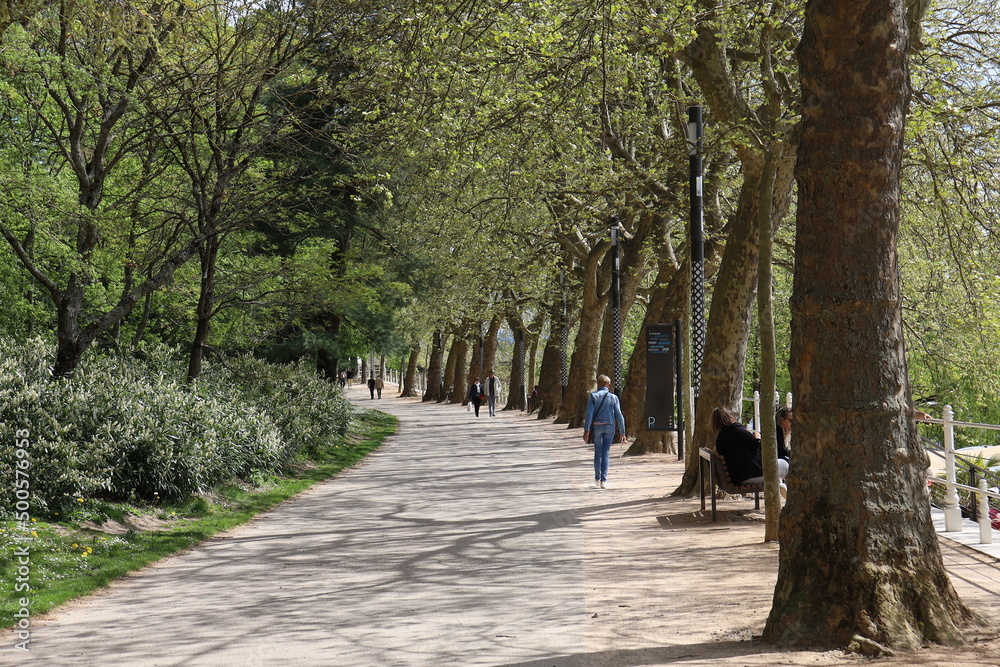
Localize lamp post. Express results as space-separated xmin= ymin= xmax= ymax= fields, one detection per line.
xmin=610 ymin=216 xmax=622 ymax=397
xmin=687 ymin=105 xmax=705 ymax=405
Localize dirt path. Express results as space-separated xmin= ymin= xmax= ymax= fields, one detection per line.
xmin=4 ymin=386 xmax=1000 ymax=666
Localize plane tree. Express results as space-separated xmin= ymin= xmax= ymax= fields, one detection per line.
xmin=762 ymin=0 xmax=975 ymax=651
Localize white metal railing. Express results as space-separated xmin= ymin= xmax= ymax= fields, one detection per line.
xmin=920 ymin=405 xmax=1000 ymax=540
xmin=927 ymin=473 xmax=1000 ymax=545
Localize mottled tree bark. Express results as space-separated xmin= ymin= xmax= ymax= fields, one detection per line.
xmin=422 ymin=330 xmax=445 ymax=402
xmin=481 ymin=315 xmax=501 ymax=376
xmin=535 ymin=298 xmax=567 ymax=419
xmin=673 ymin=161 xmax=764 ymax=493
xmin=441 ymin=331 xmax=461 ymax=403
xmin=556 ymin=243 xmax=611 ymax=428
xmin=504 ymin=311 xmax=527 ymax=411
xmin=762 ymin=0 xmax=974 ymax=651
xmin=448 ymin=335 xmax=469 ymax=404
xmin=400 ymin=344 xmax=421 ymax=397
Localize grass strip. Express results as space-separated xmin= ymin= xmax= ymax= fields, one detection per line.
xmin=1 ymin=408 xmax=395 ymax=628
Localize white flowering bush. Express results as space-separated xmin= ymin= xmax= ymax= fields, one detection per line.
xmin=203 ymin=355 xmax=351 ymax=460
xmin=0 ymin=339 xmax=351 ymax=514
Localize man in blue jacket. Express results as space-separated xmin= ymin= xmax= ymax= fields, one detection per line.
xmin=583 ymin=375 xmax=627 ymax=489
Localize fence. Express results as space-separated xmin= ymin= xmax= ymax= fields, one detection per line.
xmin=921 ymin=405 xmax=1000 ymax=544
xmin=738 ymin=395 xmax=1000 ymax=545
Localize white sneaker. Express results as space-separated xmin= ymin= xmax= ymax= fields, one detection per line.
xmin=595 ymin=478 xmax=601 ymax=488
xmin=600 ymin=480 xmax=608 ymax=489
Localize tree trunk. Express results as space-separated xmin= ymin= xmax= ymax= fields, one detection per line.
xmin=423 ymin=330 xmax=445 ymax=402
xmin=527 ymin=327 xmax=540 ymax=397
xmin=672 ymin=162 xmax=764 ymax=493
xmin=504 ymin=312 xmax=527 ymax=411
xmin=131 ymin=289 xmax=154 ymax=351
xmin=448 ymin=336 xmax=469 ymax=404
xmin=535 ymin=332 xmax=564 ymax=419
xmin=535 ymin=293 xmax=569 ymax=419
xmin=524 ymin=309 xmax=545 ymax=412
xmin=481 ymin=315 xmax=501 ymax=376
xmin=440 ymin=332 xmax=460 ymax=403
xmin=315 ymin=313 xmax=341 ymax=381
xmin=556 ymin=247 xmax=610 ymax=428
xmin=400 ymin=344 xmax=421 ymax=397
xmin=757 ymin=148 xmax=781 ymax=543
xmin=763 ymin=0 xmax=973 ymax=650
xmin=187 ymin=236 xmax=219 ymax=381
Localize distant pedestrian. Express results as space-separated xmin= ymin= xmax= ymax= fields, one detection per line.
xmin=583 ymin=375 xmax=626 ymax=489
xmin=368 ymin=376 xmax=376 ymax=399
xmin=484 ymin=370 xmax=502 ymax=417
xmin=375 ymin=376 xmax=384 ymax=399
xmin=468 ymin=378 xmax=484 ymax=417
xmin=338 ymin=371 xmax=346 ymax=388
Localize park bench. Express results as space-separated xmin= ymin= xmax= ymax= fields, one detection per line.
xmin=699 ymin=447 xmax=763 ymax=523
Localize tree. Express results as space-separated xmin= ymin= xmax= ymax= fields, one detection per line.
xmin=762 ymin=0 xmax=974 ymax=651
xmin=503 ymin=308 xmax=528 ymax=411
xmin=422 ymin=329 xmax=445 ymax=401
xmin=0 ymin=1 xmax=202 ymax=377
xmin=400 ymin=343 xmax=421 ymax=397
xmin=670 ymin=0 xmax=801 ymax=495
xmin=149 ymin=2 xmax=336 ymax=380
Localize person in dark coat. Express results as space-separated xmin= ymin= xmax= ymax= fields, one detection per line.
xmin=711 ymin=407 xmax=788 ymax=488
xmin=775 ymin=407 xmax=793 ymax=462
xmin=467 ymin=378 xmax=484 ymax=417
xmin=368 ymin=376 xmax=376 ymax=399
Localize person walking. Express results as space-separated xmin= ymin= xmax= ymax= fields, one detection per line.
xmin=582 ymin=375 xmax=627 ymax=489
xmin=468 ymin=378 xmax=484 ymax=417
xmin=484 ymin=370 xmax=502 ymax=416
xmin=368 ymin=375 xmax=377 ymax=399
xmin=375 ymin=376 xmax=384 ymax=399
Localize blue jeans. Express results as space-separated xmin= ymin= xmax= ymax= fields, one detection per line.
xmin=592 ymin=425 xmax=615 ymax=481
xmin=487 ymin=395 xmax=497 ymax=415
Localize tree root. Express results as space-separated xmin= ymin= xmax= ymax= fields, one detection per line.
xmin=846 ymin=635 xmax=895 ymax=657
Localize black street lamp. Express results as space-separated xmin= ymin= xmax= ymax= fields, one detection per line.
xmin=687 ymin=105 xmax=705 ymax=404
xmin=610 ymin=216 xmax=622 ymax=397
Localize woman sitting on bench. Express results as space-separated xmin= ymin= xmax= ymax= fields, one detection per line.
xmin=711 ymin=407 xmax=789 ymax=493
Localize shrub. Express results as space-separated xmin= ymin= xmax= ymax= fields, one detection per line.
xmin=0 ymin=339 xmax=351 ymax=515
xmin=201 ymin=355 xmax=352 ymax=460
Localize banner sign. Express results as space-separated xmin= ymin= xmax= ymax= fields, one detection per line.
xmin=645 ymin=323 xmax=677 ymax=431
